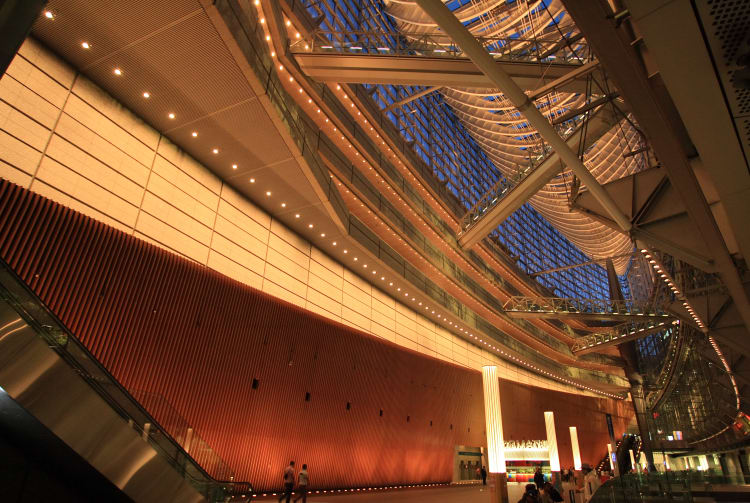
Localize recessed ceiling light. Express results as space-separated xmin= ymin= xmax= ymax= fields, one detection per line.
xmin=286 ymin=20 xmax=291 ymax=27
xmin=143 ymin=92 xmax=150 ymax=98
xmin=281 ymin=203 xmax=286 ymax=208
xmin=265 ymin=35 xmax=271 ymax=41
xmin=191 ymin=131 xmax=197 ymax=137
xmin=113 ymin=68 xmax=122 ymax=76
xmin=343 ymin=249 xmax=347 ymax=253
xmin=320 ymin=233 xmax=325 ymax=237
xmin=81 ymin=42 xmax=90 ymax=49
xmin=266 ymin=191 xmax=271 ymax=196
xmin=44 ymin=11 xmax=54 ymax=19
xmin=295 ymin=213 xmax=300 ymax=218
xmin=212 ymin=148 xmax=219 ymax=154
xmin=295 ymin=33 xmax=301 ymax=39
xmin=168 ymin=113 xmax=175 ymax=119
xmin=232 ymin=164 xmax=238 ymax=169
xmin=332 ymin=242 xmax=337 ymax=246
xmin=271 ymin=51 xmax=276 ymax=57
xmin=260 ymin=17 xmax=265 ymax=23
xmin=308 ymin=224 xmax=313 ymax=228
xmin=249 ymin=178 xmax=255 ymax=183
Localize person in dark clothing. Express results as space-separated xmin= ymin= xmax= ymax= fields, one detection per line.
xmin=534 ymin=466 xmax=545 ymax=490
xmin=279 ymin=461 xmax=295 ymax=503
xmin=519 ymin=483 xmax=541 ymax=503
xmin=481 ymin=466 xmax=487 ymax=485
xmin=542 ymin=481 xmax=564 ymax=503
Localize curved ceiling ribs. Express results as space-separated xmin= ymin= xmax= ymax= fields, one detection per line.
xmin=384 ymin=0 xmax=647 ymax=274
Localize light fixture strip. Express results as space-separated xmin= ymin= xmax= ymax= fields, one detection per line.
xmin=481 ymin=365 xmax=506 ymax=474
xmin=544 ymin=411 xmax=560 ymax=472
xmin=569 ymin=426 xmax=582 ymax=470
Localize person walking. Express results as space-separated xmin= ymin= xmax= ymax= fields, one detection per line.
xmin=541 ymin=481 xmax=564 ymax=503
xmin=481 ymin=466 xmax=487 ymax=486
xmin=293 ymin=464 xmax=309 ymax=503
xmin=279 ymin=461 xmax=295 ymax=503
xmin=534 ymin=466 xmax=545 ymax=490
xmin=582 ymin=464 xmax=600 ymax=503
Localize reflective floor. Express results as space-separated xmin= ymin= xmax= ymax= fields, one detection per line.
xmin=254 ymin=483 xmax=528 ymax=502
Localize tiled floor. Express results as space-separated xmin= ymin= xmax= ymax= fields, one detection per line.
xmin=254 ymin=482 xmax=528 ymax=503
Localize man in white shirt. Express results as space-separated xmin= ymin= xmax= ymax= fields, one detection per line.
xmin=279 ymin=461 xmax=295 ymax=503
xmin=294 ymin=464 xmax=309 ymax=503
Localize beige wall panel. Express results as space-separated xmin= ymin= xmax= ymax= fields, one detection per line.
xmin=310 ymin=246 xmax=343 ymax=278
xmin=371 ymin=310 xmax=396 ymax=332
xmin=305 ymin=300 xmax=341 ymax=323
xmin=145 ymin=172 xmax=215 ymax=229
xmin=0 ymin=75 xmax=59 ymax=129
xmin=267 ymin=233 xmax=310 ymax=271
xmin=371 ymin=298 xmax=394 ymax=320
xmin=394 ymin=301 xmax=416 ymax=320
xmin=206 ymin=249 xmax=263 ymax=290
xmin=342 ymin=268 xmax=370 ymax=293
xmin=31 ymin=180 xmax=131 ymax=234
xmin=219 ymin=184 xmax=270 ymax=229
xmin=0 ymin=130 xmax=42 ymax=175
xmin=395 ymin=321 xmax=417 ymax=343
xmin=266 ymin=247 xmax=309 ymax=284
xmin=371 ymin=287 xmax=395 ymax=309
xmin=151 ymin=155 xmax=219 ymax=212
xmin=63 ymin=96 xmax=154 ymax=168
xmin=53 ymin=114 xmax=151 ymax=186
xmin=342 ymin=292 xmax=371 ymax=320
xmin=0 ymin=101 xmax=49 ymax=151
xmin=45 ymin=135 xmax=143 ymax=206
xmin=262 ymin=277 xmax=306 ymax=309
xmin=307 ymin=271 xmax=343 ymax=304
xmin=309 ymin=259 xmax=343 ymax=290
xmin=342 ymin=306 xmax=371 ymax=333
xmin=395 ymin=334 xmax=418 ymax=352
xmin=306 ymin=289 xmax=342 ymax=318
xmin=269 ymin=219 xmax=309 ymax=255
xmin=217 ymin=197 xmax=269 ymax=244
xmin=342 ymin=279 xmax=370 ymax=307
xmin=72 ymin=78 xmax=159 ymax=150
xmin=156 ymin=139 xmax=221 ymax=195
xmin=4 ymin=56 xmax=70 ymax=109
xmin=394 ymin=311 xmax=417 ymax=332
xmin=212 ymin=216 xmax=268 ymax=266
xmin=140 ymin=192 xmax=212 ymax=246
xmin=134 ymin=211 xmax=208 ymax=264
xmin=33 ymin=157 xmax=139 ymax=228
xmin=210 ymin=232 xmax=266 ymax=278
xmin=370 ymin=320 xmax=395 ymax=342
xmin=18 ymin=39 xmax=75 ymax=88
xmin=0 ymin=161 xmax=32 ymax=187
xmin=263 ymin=263 xmax=307 ymax=299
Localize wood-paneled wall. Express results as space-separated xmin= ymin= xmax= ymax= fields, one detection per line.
xmin=0 ymin=180 xmax=632 ymax=490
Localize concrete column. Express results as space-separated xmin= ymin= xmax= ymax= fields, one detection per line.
xmin=482 ymin=366 xmax=509 ymax=503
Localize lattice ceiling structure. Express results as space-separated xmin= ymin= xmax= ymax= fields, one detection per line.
xmin=384 ymin=0 xmax=648 ymax=274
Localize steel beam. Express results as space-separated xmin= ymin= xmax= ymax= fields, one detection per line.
xmin=563 ymin=0 xmax=750 ymax=333
xmin=415 ymin=0 xmax=632 ymax=233
xmin=458 ymin=101 xmax=622 ymax=249
xmin=293 ymin=53 xmax=596 ymax=93
xmin=383 ymin=86 xmax=440 ymax=112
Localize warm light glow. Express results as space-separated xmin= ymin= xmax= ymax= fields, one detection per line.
xmin=544 ymin=412 xmax=560 ymax=472
xmin=266 ymin=191 xmax=271 ymax=196
xmin=250 ymin=178 xmax=255 ymax=183
xmin=569 ymin=427 xmax=582 ymax=470
xmin=81 ymin=42 xmax=90 ymax=49
xmin=44 ymin=11 xmax=54 ymax=19
xmin=232 ymin=164 xmax=237 ymax=169
xmin=629 ymin=449 xmax=636 ymax=470
xmin=113 ymin=68 xmax=122 ymax=76
xmin=168 ymin=113 xmax=175 ymax=119
xmin=212 ymin=148 xmax=219 ymax=154
xmin=191 ymin=131 xmax=198 ymax=137
xmin=481 ymin=366 xmax=506 ymax=473
xmin=143 ymin=92 xmax=150 ymax=98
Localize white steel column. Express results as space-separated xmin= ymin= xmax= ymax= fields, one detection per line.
xmin=482 ymin=366 xmax=508 ymax=503
xmin=569 ymin=426 xmax=582 ymax=470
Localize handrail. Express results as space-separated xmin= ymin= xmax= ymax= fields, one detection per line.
xmin=290 ymin=28 xmax=590 ymax=63
xmin=0 ymin=259 xmax=253 ymax=501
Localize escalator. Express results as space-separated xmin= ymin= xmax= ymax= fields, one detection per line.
xmin=0 ymin=260 xmax=251 ymax=502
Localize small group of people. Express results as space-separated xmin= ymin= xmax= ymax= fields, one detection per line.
xmin=519 ymin=463 xmax=604 ymax=503
xmin=278 ymin=461 xmax=309 ymax=503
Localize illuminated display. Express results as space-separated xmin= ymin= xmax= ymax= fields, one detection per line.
xmin=481 ymin=366 xmax=506 ymax=473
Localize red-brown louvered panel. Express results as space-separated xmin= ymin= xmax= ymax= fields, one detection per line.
xmin=0 ymin=180 xmax=632 ymax=491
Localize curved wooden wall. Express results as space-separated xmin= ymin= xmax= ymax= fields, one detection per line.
xmin=0 ymin=180 xmax=632 ymax=490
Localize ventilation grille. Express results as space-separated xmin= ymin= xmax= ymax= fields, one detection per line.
xmin=699 ymin=0 xmax=750 ymax=160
